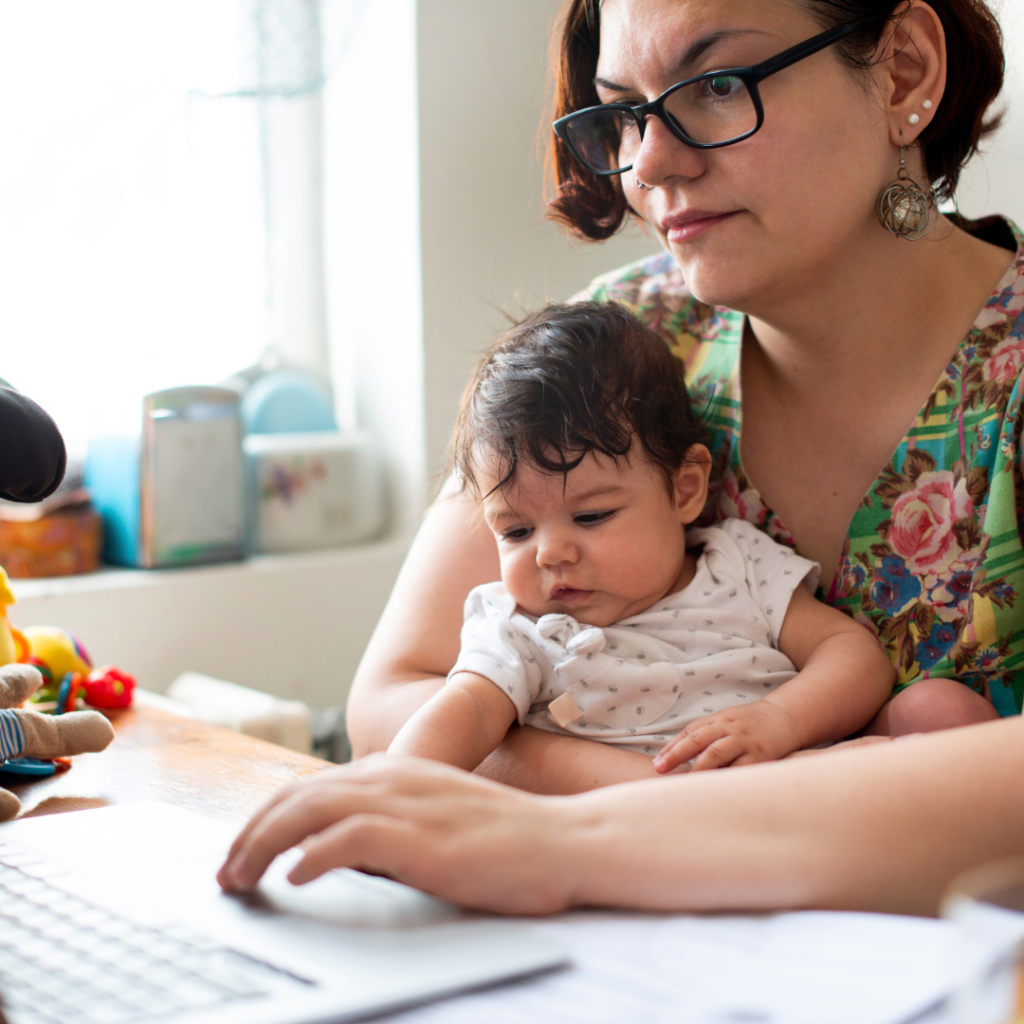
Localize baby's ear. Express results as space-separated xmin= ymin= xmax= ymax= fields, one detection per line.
xmin=673 ymin=445 xmax=712 ymax=523
xmin=0 ymin=664 xmax=43 ymax=708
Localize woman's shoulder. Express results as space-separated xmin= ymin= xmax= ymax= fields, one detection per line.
xmin=575 ymin=251 xmax=745 ymax=363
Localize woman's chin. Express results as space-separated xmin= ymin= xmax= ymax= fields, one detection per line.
xmin=676 ymin=265 xmax=769 ymax=315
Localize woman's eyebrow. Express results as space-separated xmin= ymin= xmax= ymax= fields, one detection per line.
xmin=594 ymin=28 xmax=768 ymax=93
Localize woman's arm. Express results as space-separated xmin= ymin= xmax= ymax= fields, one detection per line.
xmin=346 ymin=485 xmax=663 ymax=792
xmin=220 ymin=715 xmax=1024 ymax=917
xmin=345 ymin=488 xmax=494 ymax=758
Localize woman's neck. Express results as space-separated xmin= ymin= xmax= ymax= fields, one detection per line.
xmin=743 ymin=216 xmax=1014 ymax=400
xmin=733 ymin=214 xmax=1015 ymax=590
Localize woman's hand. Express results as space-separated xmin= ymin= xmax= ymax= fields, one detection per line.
xmin=217 ymin=755 xmax=579 ymax=915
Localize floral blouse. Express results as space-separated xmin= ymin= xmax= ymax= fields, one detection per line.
xmin=580 ymin=218 xmax=1024 ymax=714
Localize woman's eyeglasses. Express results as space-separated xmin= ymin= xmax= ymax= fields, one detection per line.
xmin=553 ymin=18 xmax=867 ymax=176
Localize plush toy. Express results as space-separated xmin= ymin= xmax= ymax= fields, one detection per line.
xmin=0 ymin=663 xmax=114 ymax=821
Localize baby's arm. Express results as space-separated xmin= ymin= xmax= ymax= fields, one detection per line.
xmin=655 ymin=586 xmax=895 ymax=772
xmin=388 ymin=672 xmax=519 ymax=771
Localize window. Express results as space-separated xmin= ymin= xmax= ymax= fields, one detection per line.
xmin=0 ymin=1 xmax=357 ymax=458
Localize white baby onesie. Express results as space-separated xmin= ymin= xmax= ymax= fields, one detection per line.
xmin=449 ymin=518 xmax=821 ymax=755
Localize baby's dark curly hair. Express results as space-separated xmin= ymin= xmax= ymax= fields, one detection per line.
xmin=451 ymin=301 xmax=708 ymax=498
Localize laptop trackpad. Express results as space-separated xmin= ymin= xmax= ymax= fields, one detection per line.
xmin=257 ymin=848 xmax=463 ymax=928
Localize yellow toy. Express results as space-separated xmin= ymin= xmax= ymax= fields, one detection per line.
xmin=0 ymin=569 xmax=27 ymax=666
xmin=20 ymin=625 xmax=92 ymax=700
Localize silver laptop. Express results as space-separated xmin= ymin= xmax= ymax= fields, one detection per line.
xmin=0 ymin=803 xmax=568 ymax=1024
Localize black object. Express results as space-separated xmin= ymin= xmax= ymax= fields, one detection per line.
xmin=0 ymin=378 xmax=66 ymax=503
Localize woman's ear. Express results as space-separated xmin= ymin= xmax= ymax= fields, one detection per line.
xmin=875 ymin=2 xmax=946 ymax=146
xmin=672 ymin=445 xmax=711 ymax=524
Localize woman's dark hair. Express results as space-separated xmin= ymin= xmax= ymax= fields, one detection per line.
xmin=548 ymin=0 xmax=1005 ymax=239
xmin=451 ymin=302 xmax=707 ymax=498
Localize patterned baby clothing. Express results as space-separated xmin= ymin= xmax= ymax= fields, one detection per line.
xmin=579 ymin=217 xmax=1024 ymax=715
xmin=449 ymin=518 xmax=819 ymax=754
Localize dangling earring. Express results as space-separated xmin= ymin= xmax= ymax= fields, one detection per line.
xmin=876 ymin=132 xmax=937 ymax=241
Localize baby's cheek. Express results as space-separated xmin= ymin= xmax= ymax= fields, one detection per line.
xmin=500 ymin=550 xmax=539 ymax=608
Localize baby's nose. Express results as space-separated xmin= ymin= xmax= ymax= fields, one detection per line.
xmin=535 ymin=529 xmax=579 ymax=567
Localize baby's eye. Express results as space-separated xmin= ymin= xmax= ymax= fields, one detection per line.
xmin=574 ymin=510 xmax=616 ymax=526
xmin=500 ymin=526 xmax=533 ymax=542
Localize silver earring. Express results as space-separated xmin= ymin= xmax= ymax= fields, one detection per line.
xmin=635 ymin=177 xmax=654 ymax=191
xmin=876 ymin=132 xmax=937 ymax=241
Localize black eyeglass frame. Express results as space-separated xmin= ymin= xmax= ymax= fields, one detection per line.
xmin=553 ymin=17 xmax=869 ymax=176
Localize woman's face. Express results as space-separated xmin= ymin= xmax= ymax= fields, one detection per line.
xmin=596 ymin=0 xmax=894 ymax=313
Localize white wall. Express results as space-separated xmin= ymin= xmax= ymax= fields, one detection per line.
xmin=956 ymin=0 xmax=1024 ymax=227
xmin=416 ymin=0 xmax=660 ymax=477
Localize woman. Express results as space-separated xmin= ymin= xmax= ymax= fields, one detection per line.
xmin=219 ymin=0 xmax=1024 ymax=914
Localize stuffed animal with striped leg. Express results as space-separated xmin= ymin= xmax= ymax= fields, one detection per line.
xmin=0 ymin=663 xmax=114 ymax=820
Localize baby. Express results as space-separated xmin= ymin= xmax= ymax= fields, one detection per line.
xmin=389 ymin=302 xmax=896 ymax=773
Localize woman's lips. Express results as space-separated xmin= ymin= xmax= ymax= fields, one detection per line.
xmin=551 ymin=587 xmax=593 ymax=605
xmin=662 ymin=210 xmax=740 ymax=244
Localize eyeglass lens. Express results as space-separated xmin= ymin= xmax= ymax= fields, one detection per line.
xmin=565 ymin=75 xmax=757 ymax=173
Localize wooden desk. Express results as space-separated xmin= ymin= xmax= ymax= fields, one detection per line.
xmin=4 ymin=694 xmax=329 ymax=822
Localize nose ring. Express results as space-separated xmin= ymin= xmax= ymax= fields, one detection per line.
xmin=635 ymin=177 xmax=654 ymax=191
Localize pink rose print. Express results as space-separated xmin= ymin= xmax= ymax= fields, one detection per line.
xmin=719 ymin=474 xmax=767 ymax=526
xmin=984 ymin=337 xmax=1024 ymax=385
xmin=889 ymin=471 xmax=973 ymax=576
xmin=975 ymin=274 xmax=1024 ymax=329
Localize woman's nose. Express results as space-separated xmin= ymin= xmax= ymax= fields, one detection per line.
xmin=535 ymin=528 xmax=579 ymax=568
xmin=631 ymin=115 xmax=707 ymax=188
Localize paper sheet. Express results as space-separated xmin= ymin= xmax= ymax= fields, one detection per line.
xmin=382 ymin=909 xmax=958 ymax=1024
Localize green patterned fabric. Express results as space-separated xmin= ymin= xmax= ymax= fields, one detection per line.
xmin=580 ymin=218 xmax=1024 ymax=713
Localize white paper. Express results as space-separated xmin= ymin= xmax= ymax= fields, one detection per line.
xmin=382 ymin=909 xmax=959 ymax=1024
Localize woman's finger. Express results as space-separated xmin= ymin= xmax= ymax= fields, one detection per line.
xmin=218 ymin=771 xmax=331 ymax=885
xmin=220 ymin=756 xmax=521 ymax=892
xmin=222 ymin=774 xmax=416 ymax=890
xmin=288 ymin=813 xmax=421 ymax=885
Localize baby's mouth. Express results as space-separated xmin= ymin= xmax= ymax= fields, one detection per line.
xmin=550 ymin=587 xmax=593 ymax=605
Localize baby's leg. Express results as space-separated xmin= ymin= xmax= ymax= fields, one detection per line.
xmin=865 ymin=678 xmax=1000 ymax=737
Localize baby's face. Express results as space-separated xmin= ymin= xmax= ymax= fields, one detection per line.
xmin=479 ymin=447 xmax=707 ymax=627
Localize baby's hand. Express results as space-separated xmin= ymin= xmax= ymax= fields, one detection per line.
xmin=652 ymin=701 xmax=803 ymax=773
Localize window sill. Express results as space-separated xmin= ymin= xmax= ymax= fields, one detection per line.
xmin=9 ymin=538 xmax=409 ymax=711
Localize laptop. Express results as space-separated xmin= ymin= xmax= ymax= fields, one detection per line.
xmin=0 ymin=802 xmax=568 ymax=1024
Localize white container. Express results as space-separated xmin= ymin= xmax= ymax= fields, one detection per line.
xmin=243 ymin=430 xmax=384 ymax=553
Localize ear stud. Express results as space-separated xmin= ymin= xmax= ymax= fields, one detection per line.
xmin=922 ymin=100 xmax=933 ymax=110
xmin=908 ymin=113 xmax=920 ymax=125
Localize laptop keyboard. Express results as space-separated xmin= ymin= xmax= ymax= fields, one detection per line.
xmin=0 ymin=840 xmax=309 ymax=1024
